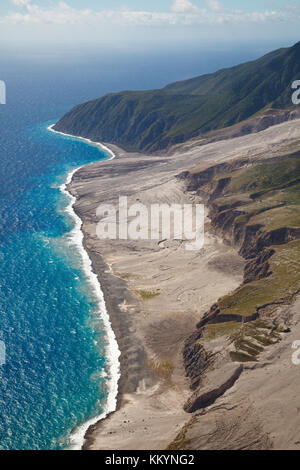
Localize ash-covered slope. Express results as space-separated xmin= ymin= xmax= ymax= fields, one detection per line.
xmin=169 ymin=149 xmax=300 ymax=450
xmin=54 ymin=41 xmax=300 ymax=152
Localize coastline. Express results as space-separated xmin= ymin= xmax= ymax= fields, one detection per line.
xmin=49 ymin=122 xmax=246 ymax=450
xmin=49 ymin=124 xmax=122 ymax=450
xmin=48 ymin=124 xmax=116 ymax=161
xmin=48 ymin=118 xmax=300 ymax=450
xmin=61 ymin=129 xmax=249 ymax=450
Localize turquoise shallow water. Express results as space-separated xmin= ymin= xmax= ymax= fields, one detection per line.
xmin=0 ymin=121 xmax=114 ymax=450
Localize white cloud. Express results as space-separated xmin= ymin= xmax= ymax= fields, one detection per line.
xmin=2 ymin=1 xmax=299 ymax=26
xmin=171 ymin=0 xmax=198 ymax=14
xmin=205 ymin=0 xmax=221 ymax=11
xmin=12 ymin=0 xmax=32 ymax=6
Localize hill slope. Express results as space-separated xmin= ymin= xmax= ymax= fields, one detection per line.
xmin=168 ymin=147 xmax=300 ymax=449
xmin=54 ymin=41 xmax=300 ymax=152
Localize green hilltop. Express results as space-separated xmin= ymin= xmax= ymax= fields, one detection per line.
xmin=55 ymin=41 xmax=300 ymax=152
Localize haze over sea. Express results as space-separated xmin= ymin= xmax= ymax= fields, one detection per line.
xmin=0 ymin=42 xmax=283 ymax=450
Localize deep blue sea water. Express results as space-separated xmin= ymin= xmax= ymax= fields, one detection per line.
xmin=0 ymin=43 xmax=285 ymax=450
xmin=0 ymin=120 xmax=113 ymax=449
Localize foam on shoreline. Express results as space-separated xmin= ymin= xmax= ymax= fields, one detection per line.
xmin=48 ymin=124 xmax=121 ymax=450
xmin=48 ymin=124 xmax=115 ymax=160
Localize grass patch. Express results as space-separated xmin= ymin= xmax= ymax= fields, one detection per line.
xmin=227 ymin=320 xmax=281 ymax=362
xmin=167 ymin=419 xmax=196 ymax=450
xmin=251 ymin=204 xmax=300 ymax=232
xmin=202 ymin=321 xmax=239 ymax=341
xmin=219 ymin=152 xmax=300 ymax=233
xmin=227 ymin=151 xmax=300 ymax=197
xmin=250 ymin=333 xmax=276 ymax=346
xmin=134 ymin=289 xmax=160 ymax=300
xmin=230 ymin=351 xmax=256 ymax=362
xmin=148 ymin=359 xmax=174 ymax=383
xmin=242 ymin=339 xmax=264 ymax=353
xmin=117 ymin=272 xmax=140 ymax=280
xmin=249 ymin=319 xmax=273 ymax=330
xmin=218 ymin=239 xmax=300 ymax=317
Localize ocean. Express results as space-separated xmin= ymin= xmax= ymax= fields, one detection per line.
xmin=0 ymin=44 xmax=280 ymax=450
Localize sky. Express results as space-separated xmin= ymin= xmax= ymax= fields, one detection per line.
xmin=0 ymin=0 xmax=299 ymax=51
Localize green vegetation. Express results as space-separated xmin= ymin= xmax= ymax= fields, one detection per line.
xmin=219 ymin=241 xmax=300 ymax=316
xmin=208 ymin=151 xmax=300 ymax=317
xmin=134 ymin=289 xmax=160 ymax=300
xmin=167 ymin=419 xmax=196 ymax=450
xmin=148 ymin=359 xmax=174 ymax=383
xmin=197 ymin=151 xmax=300 ymax=362
xmin=209 ymin=151 xmax=300 ymax=233
xmin=230 ymin=351 xmax=256 ymax=362
xmin=227 ymin=150 xmax=300 ymax=200
xmin=117 ymin=272 xmax=140 ymax=280
xmin=202 ymin=321 xmax=239 ymax=341
xmin=55 ymin=41 xmax=300 ymax=152
xmin=228 ymin=320 xmax=281 ymax=362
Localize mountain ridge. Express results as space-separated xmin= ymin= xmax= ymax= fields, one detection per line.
xmin=54 ymin=41 xmax=300 ymax=152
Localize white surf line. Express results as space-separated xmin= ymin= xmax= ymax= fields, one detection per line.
xmin=48 ymin=124 xmax=121 ymax=450
xmin=48 ymin=124 xmax=115 ymax=160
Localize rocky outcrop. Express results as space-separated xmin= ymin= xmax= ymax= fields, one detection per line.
xmin=183 ymin=330 xmax=213 ymax=391
xmin=184 ymin=364 xmax=243 ymax=413
xmin=244 ymin=248 xmax=274 ymax=283
xmin=196 ymin=308 xmax=259 ymax=329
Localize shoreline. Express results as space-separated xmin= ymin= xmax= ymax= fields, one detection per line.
xmin=47 ymin=118 xmax=300 ymax=450
xmin=48 ymin=124 xmax=116 ymax=161
xmin=48 ymin=124 xmax=122 ymax=450
xmin=62 ymin=129 xmax=250 ymax=450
